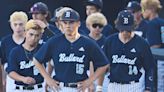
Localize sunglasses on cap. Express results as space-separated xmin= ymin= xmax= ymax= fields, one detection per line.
xmin=92 ymin=23 xmax=104 ymax=28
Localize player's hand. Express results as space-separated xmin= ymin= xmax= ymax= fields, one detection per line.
xmin=46 ymin=78 xmax=61 ymax=92
xmin=45 ymin=83 xmax=49 ymax=92
xmin=22 ymin=77 xmax=36 ymax=85
xmin=33 ymin=20 xmax=47 ymax=29
xmin=78 ymin=78 xmax=93 ymax=92
xmin=89 ymin=83 xmax=95 ymax=92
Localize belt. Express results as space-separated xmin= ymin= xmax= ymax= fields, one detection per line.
xmin=57 ymin=82 xmax=78 ymax=88
xmin=15 ymin=84 xmax=42 ymax=90
xmin=110 ymin=80 xmax=139 ymax=84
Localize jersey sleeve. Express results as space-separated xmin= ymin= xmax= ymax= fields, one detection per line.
xmin=89 ymin=41 xmax=109 ymax=70
xmin=6 ymin=48 xmax=19 ymax=73
xmin=142 ymin=41 xmax=155 ymax=89
xmin=34 ymin=40 xmax=52 ymax=64
xmin=103 ymin=36 xmax=112 ymax=63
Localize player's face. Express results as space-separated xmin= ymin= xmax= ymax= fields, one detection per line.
xmin=32 ymin=13 xmax=46 ymax=21
xmin=89 ymin=23 xmax=104 ymax=35
xmin=142 ymin=9 xmax=152 ymax=20
xmin=86 ymin=5 xmax=99 ymax=16
xmin=60 ymin=20 xmax=80 ymax=36
xmin=127 ymin=10 xmax=142 ymax=22
xmin=25 ymin=29 xmax=42 ymax=47
xmin=120 ymin=30 xmax=132 ymax=38
xmin=10 ymin=20 xmax=25 ymax=36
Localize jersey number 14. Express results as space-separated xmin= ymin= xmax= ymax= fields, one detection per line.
xmin=128 ymin=65 xmax=138 ymax=75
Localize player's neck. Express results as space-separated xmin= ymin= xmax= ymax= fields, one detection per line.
xmin=119 ymin=32 xmax=134 ymax=44
xmin=22 ymin=42 xmax=37 ymax=51
xmin=149 ymin=13 xmax=158 ymax=20
xmin=89 ymin=33 xmax=102 ymax=41
xmin=12 ymin=34 xmax=24 ymax=45
xmin=65 ymin=32 xmax=80 ymax=43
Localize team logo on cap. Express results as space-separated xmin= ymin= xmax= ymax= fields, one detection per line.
xmin=65 ymin=11 xmax=71 ymax=18
xmin=123 ymin=17 xmax=129 ymax=24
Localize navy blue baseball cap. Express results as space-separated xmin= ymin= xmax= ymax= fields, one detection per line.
xmin=29 ymin=2 xmax=48 ymax=14
xmin=85 ymin=0 xmax=103 ymax=9
xmin=50 ymin=7 xmax=63 ymax=22
xmin=60 ymin=9 xmax=80 ymax=21
xmin=115 ymin=10 xmax=134 ymax=31
xmin=126 ymin=1 xmax=141 ymax=12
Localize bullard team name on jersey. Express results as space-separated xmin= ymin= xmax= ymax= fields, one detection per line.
xmin=112 ymin=55 xmax=137 ymax=65
xmin=59 ymin=53 xmax=85 ymax=63
xmin=20 ymin=60 xmax=34 ymax=69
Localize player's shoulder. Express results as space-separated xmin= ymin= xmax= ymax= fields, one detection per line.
xmin=134 ymin=34 xmax=149 ymax=46
xmin=1 ymin=34 xmax=12 ymax=43
xmin=80 ymin=35 xmax=98 ymax=45
xmin=106 ymin=33 xmax=118 ymax=41
xmin=10 ymin=45 xmax=22 ymax=54
xmin=104 ymin=24 xmax=113 ymax=30
xmin=149 ymin=17 xmax=164 ymax=25
xmin=49 ymin=33 xmax=63 ymax=40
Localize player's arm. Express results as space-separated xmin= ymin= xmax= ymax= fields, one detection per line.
xmin=9 ymin=71 xmax=36 ymax=85
xmin=33 ymin=57 xmax=60 ymax=91
xmin=89 ymin=62 xmax=95 ymax=92
xmin=142 ymin=43 xmax=155 ymax=92
xmin=90 ymin=61 xmax=105 ymax=92
xmin=45 ymin=59 xmax=54 ymax=92
xmin=96 ymin=73 xmax=105 ymax=92
xmin=47 ymin=59 xmax=54 ymax=76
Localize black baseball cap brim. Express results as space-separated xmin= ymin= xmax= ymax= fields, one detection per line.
xmin=115 ymin=25 xmax=134 ymax=31
xmin=50 ymin=17 xmax=57 ymax=22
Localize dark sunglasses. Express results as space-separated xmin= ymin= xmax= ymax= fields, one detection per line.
xmin=92 ymin=23 xmax=104 ymax=28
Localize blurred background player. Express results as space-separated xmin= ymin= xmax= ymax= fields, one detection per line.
xmin=79 ymin=0 xmax=115 ymax=37
xmin=1 ymin=11 xmax=28 ymax=92
xmin=126 ymin=1 xmax=149 ymax=39
xmin=30 ymin=2 xmax=60 ymax=43
xmin=86 ymin=12 xmax=108 ymax=92
xmin=141 ymin=0 xmax=164 ymax=48
xmin=33 ymin=9 xmax=109 ymax=92
xmin=7 ymin=19 xmax=45 ymax=92
xmin=104 ymin=10 xmax=155 ymax=92
xmin=141 ymin=0 xmax=164 ymax=92
xmin=50 ymin=7 xmax=73 ymax=33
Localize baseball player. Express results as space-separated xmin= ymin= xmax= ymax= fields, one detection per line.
xmin=79 ymin=0 xmax=115 ymax=37
xmin=141 ymin=0 xmax=164 ymax=91
xmin=126 ymin=1 xmax=149 ymax=39
xmin=86 ymin=12 xmax=109 ymax=92
xmin=1 ymin=11 xmax=28 ymax=92
xmin=104 ymin=10 xmax=155 ymax=92
xmin=33 ymin=9 xmax=109 ymax=92
xmin=7 ymin=19 xmax=45 ymax=92
xmin=50 ymin=7 xmax=86 ymax=35
xmin=141 ymin=0 xmax=164 ymax=48
xmin=30 ymin=2 xmax=60 ymax=43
